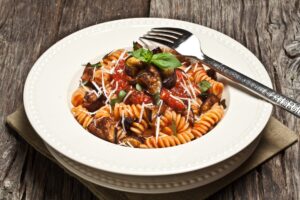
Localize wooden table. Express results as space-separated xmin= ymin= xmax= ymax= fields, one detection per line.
xmin=1 ymin=0 xmax=299 ymax=199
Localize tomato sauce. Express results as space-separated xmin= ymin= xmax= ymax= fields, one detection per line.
xmin=126 ymin=90 xmax=152 ymax=104
xmin=112 ymin=60 xmax=131 ymax=92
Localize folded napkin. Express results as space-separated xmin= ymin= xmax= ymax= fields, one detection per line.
xmin=6 ymin=106 xmax=298 ymax=200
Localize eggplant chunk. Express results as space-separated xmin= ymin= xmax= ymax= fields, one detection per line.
xmin=81 ymin=64 xmax=94 ymax=82
xmin=136 ymin=65 xmax=162 ymax=95
xmin=82 ymin=91 xmax=106 ymax=112
xmin=162 ymin=70 xmax=177 ymax=89
xmin=199 ymin=94 xmax=220 ymax=113
xmin=125 ymin=56 xmax=144 ymax=77
xmin=87 ymin=117 xmax=115 ymax=142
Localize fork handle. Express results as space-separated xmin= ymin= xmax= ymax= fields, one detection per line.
xmin=201 ymin=55 xmax=300 ymax=118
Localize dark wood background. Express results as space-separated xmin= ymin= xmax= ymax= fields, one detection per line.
xmin=1 ymin=0 xmax=299 ymax=199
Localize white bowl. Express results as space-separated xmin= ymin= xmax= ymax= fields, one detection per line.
xmin=46 ymin=136 xmax=260 ymax=193
xmin=24 ymin=18 xmax=272 ymax=176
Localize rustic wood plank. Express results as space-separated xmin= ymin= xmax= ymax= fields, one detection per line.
xmin=150 ymin=0 xmax=300 ymax=199
xmin=0 ymin=0 xmax=150 ymax=199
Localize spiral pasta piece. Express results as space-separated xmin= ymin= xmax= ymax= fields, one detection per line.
xmin=71 ymin=105 xmax=93 ymax=128
xmin=130 ymin=120 xmax=149 ymax=136
xmin=112 ymin=103 xmax=148 ymax=121
xmin=188 ymin=63 xmax=224 ymax=98
xmin=93 ymin=68 xmax=111 ymax=87
xmin=191 ymin=98 xmax=202 ymax=116
xmin=191 ymin=104 xmax=224 ymax=138
xmin=144 ymin=132 xmax=195 ymax=148
xmin=160 ymin=110 xmax=190 ymax=136
xmin=94 ymin=105 xmax=111 ymax=119
xmin=101 ymin=49 xmax=127 ymax=67
xmin=71 ymin=87 xmax=87 ymax=107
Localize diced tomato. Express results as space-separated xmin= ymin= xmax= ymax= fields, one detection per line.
xmin=160 ymin=88 xmax=186 ymax=111
xmin=126 ymin=90 xmax=153 ymax=104
xmin=176 ymin=69 xmax=185 ymax=81
xmin=112 ymin=60 xmax=132 ymax=92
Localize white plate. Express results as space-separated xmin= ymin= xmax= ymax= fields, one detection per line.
xmin=24 ymin=18 xmax=272 ymax=176
xmin=45 ymin=136 xmax=260 ymax=193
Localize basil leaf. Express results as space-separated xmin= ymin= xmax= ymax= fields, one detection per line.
xmin=151 ymin=53 xmax=181 ymax=69
xmin=132 ymin=48 xmax=153 ymax=63
xmin=198 ymin=80 xmax=211 ymax=93
xmin=136 ymin=83 xmax=143 ymax=91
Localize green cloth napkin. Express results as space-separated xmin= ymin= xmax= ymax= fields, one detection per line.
xmin=6 ymin=106 xmax=298 ymax=200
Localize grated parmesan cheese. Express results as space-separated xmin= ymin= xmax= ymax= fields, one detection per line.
xmin=157 ymin=100 xmax=163 ymax=116
xmin=123 ymin=90 xmax=133 ymax=102
xmin=155 ymin=116 xmax=160 ymax=143
xmin=184 ymin=65 xmax=192 ymax=73
xmin=101 ymin=70 xmax=108 ymax=100
xmin=138 ymin=103 xmax=145 ymax=123
xmin=193 ymin=63 xmax=198 ymax=72
xmin=91 ymin=81 xmax=102 ymax=96
xmin=186 ymin=99 xmax=191 ymax=122
xmin=169 ymin=94 xmax=185 ymax=105
xmin=105 ymin=82 xmax=118 ymax=104
xmin=121 ymin=111 xmax=126 ymax=132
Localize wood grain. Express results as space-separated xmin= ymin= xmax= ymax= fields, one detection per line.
xmin=150 ymin=0 xmax=300 ymax=199
xmin=0 ymin=0 xmax=299 ymax=199
xmin=0 ymin=0 xmax=149 ymax=199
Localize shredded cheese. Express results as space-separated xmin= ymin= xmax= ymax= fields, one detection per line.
xmin=78 ymin=109 xmax=98 ymax=115
xmin=101 ymin=70 xmax=108 ymax=100
xmin=105 ymin=82 xmax=118 ymax=104
xmin=169 ymin=94 xmax=185 ymax=105
xmin=138 ymin=103 xmax=145 ymax=123
xmin=91 ymin=90 xmax=100 ymax=98
xmin=186 ymin=99 xmax=191 ymax=122
xmin=92 ymin=66 xmax=97 ymax=80
xmin=188 ymin=83 xmax=197 ymax=99
xmin=193 ymin=63 xmax=198 ymax=72
xmin=157 ymin=100 xmax=163 ymax=116
xmin=121 ymin=111 xmax=126 ymax=132
xmin=80 ymin=80 xmax=90 ymax=92
xmin=155 ymin=116 xmax=160 ymax=143
xmin=184 ymin=65 xmax=192 ymax=73
xmin=126 ymin=141 xmax=134 ymax=148
xmin=123 ymin=90 xmax=133 ymax=102
xmin=180 ymin=82 xmax=192 ymax=97
xmin=91 ymin=81 xmax=102 ymax=96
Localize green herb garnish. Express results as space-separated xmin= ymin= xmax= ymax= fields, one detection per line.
xmin=151 ymin=53 xmax=181 ymax=69
xmin=90 ymin=62 xmax=101 ymax=68
xmin=131 ymin=48 xmax=181 ymax=70
xmin=110 ymin=90 xmax=127 ymax=107
xmin=136 ymin=83 xmax=143 ymax=91
xmin=110 ymin=98 xmax=120 ymax=107
xmin=198 ymin=80 xmax=211 ymax=93
xmin=118 ymin=90 xmax=127 ymax=99
xmin=132 ymin=48 xmax=153 ymax=63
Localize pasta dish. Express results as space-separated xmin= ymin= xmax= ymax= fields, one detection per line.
xmin=71 ymin=43 xmax=225 ymax=148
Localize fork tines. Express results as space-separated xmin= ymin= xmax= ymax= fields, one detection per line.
xmin=140 ymin=27 xmax=192 ymax=48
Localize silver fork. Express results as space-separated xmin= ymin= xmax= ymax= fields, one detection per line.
xmin=140 ymin=27 xmax=300 ymax=118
